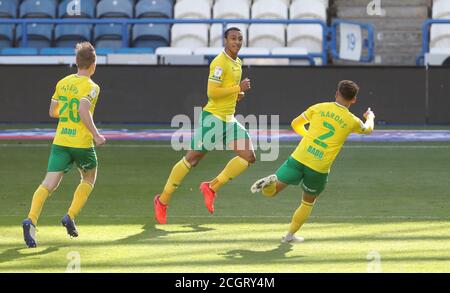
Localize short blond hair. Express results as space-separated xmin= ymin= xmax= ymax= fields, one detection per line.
xmin=76 ymin=42 xmax=96 ymax=69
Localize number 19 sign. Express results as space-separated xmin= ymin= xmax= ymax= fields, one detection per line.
xmin=339 ymin=23 xmax=362 ymax=61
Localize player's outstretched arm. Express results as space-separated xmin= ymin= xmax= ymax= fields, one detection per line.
xmin=49 ymin=100 xmax=59 ymax=118
xmin=362 ymin=107 xmax=375 ymax=133
xmin=291 ymin=113 xmax=309 ymax=138
xmin=207 ymin=78 xmax=250 ymax=100
xmin=79 ymin=99 xmax=106 ymax=146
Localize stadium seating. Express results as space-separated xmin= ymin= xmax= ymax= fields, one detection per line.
xmin=97 ymin=0 xmax=133 ymax=18
xmin=133 ymin=0 xmax=171 ymax=50
xmin=287 ymin=23 xmax=322 ymax=53
xmin=1 ymin=47 xmax=38 ymax=55
xmin=0 ymin=24 xmax=14 ymax=48
xmin=252 ymin=0 xmax=291 ymax=6
xmin=58 ymin=0 xmax=96 ymax=18
xmin=248 ymin=24 xmax=285 ymax=48
xmin=172 ymin=0 xmax=210 ymax=48
xmin=290 ymin=0 xmax=327 ymax=21
xmin=252 ymin=0 xmax=288 ymax=19
xmin=210 ymin=23 xmax=248 ymax=47
xmin=95 ymin=0 xmax=133 ymax=49
xmin=20 ymin=0 xmax=56 ymax=18
xmin=432 ymin=0 xmax=450 ymax=19
xmin=213 ymin=0 xmax=250 ymax=19
xmin=174 ymin=0 xmax=211 ymax=19
xmin=1 ymin=0 xmax=330 ymax=60
xmin=16 ymin=23 xmax=53 ymax=48
xmin=155 ymin=46 xmax=192 ymax=55
xmin=94 ymin=23 xmax=128 ymax=49
xmin=135 ymin=0 xmax=173 ymax=19
xmin=55 ymin=24 xmax=92 ymax=48
xmin=248 ymin=0 xmax=287 ymax=49
xmin=171 ymin=23 xmax=208 ymax=48
xmin=132 ymin=23 xmax=170 ymax=49
xmin=193 ymin=46 xmax=222 ymax=56
xmin=287 ymin=0 xmax=326 ymax=53
xmin=430 ymin=0 xmax=450 ymax=51
xmin=40 ymin=47 xmax=75 ymax=55
xmin=0 ymin=0 xmax=17 ymax=18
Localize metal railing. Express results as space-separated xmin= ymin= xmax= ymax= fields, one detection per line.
xmin=417 ymin=18 xmax=450 ymax=65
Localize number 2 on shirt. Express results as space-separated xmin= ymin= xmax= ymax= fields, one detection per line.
xmin=313 ymin=122 xmax=335 ymax=149
xmin=58 ymin=96 xmax=80 ymax=123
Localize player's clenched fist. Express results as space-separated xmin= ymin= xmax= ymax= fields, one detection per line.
xmin=240 ymin=78 xmax=251 ymax=92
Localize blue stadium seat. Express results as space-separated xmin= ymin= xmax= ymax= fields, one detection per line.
xmin=55 ymin=24 xmax=92 ymax=48
xmin=97 ymin=0 xmax=133 ymax=18
xmin=40 ymin=47 xmax=75 ymax=55
xmin=58 ymin=0 xmax=96 ymax=18
xmin=95 ymin=47 xmax=115 ymax=55
xmin=135 ymin=0 xmax=173 ymax=18
xmin=0 ymin=24 xmax=14 ymax=48
xmin=0 ymin=0 xmax=17 ymax=18
xmin=116 ymin=47 xmax=154 ymax=54
xmin=132 ymin=23 xmax=170 ymax=50
xmin=16 ymin=23 xmax=53 ymax=49
xmin=20 ymin=0 xmax=57 ymax=18
xmin=1 ymin=47 xmax=39 ymax=55
xmin=94 ymin=23 xmax=129 ymax=49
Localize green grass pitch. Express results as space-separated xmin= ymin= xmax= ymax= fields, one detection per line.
xmin=1 ymin=139 xmax=450 ymax=272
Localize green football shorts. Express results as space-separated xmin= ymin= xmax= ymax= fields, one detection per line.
xmin=190 ymin=110 xmax=250 ymax=152
xmin=47 ymin=144 xmax=97 ymax=173
xmin=275 ymin=156 xmax=328 ymax=196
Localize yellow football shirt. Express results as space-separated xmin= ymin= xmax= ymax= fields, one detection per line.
xmin=291 ymin=102 xmax=372 ymax=173
xmin=203 ymin=51 xmax=242 ymax=121
xmin=51 ymin=74 xmax=100 ymax=148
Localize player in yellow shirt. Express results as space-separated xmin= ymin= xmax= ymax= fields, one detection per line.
xmin=251 ymin=80 xmax=375 ymax=243
xmin=153 ymin=27 xmax=254 ymax=224
xmin=22 ymin=42 xmax=106 ymax=248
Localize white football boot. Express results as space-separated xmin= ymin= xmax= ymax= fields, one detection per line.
xmin=250 ymin=174 xmax=278 ymax=194
xmin=281 ymin=234 xmax=305 ymax=243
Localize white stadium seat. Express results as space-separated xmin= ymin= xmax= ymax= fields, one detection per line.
xmin=210 ymin=0 xmax=250 ymax=47
xmin=213 ymin=0 xmax=250 ymax=19
xmin=272 ymin=47 xmax=312 ymax=65
xmin=290 ymin=0 xmax=327 ymax=21
xmin=252 ymin=0 xmax=329 ymax=8
xmin=193 ymin=47 xmax=223 ymax=56
xmin=175 ymin=0 xmax=215 ymax=7
xmin=248 ymin=24 xmax=285 ymax=49
xmin=171 ymin=24 xmax=209 ymax=48
xmin=249 ymin=0 xmax=287 ymax=49
xmin=432 ymin=0 xmax=450 ymax=19
xmin=174 ymin=0 xmax=211 ymax=19
xmin=238 ymin=47 xmax=271 ymax=56
xmin=430 ymin=24 xmax=450 ymax=49
xmin=252 ymin=0 xmax=288 ymax=19
xmin=287 ymin=24 xmax=323 ymax=53
xmin=210 ymin=23 xmax=248 ymax=47
xmin=430 ymin=47 xmax=450 ymax=54
xmin=271 ymin=47 xmax=308 ymax=55
xmin=155 ymin=47 xmax=193 ymax=55
xmin=252 ymin=0 xmax=292 ymax=7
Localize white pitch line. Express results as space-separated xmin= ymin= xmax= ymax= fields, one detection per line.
xmin=1 ymin=214 xmax=450 ymax=220
xmin=1 ymin=144 xmax=450 ymax=149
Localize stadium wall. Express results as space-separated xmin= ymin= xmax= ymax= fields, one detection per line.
xmin=1 ymin=65 xmax=448 ymax=124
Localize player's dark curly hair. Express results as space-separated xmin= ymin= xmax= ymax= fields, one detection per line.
xmin=224 ymin=27 xmax=242 ymax=38
xmin=338 ymin=80 xmax=359 ymax=101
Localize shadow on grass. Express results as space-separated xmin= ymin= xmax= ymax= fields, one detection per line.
xmin=219 ymin=242 xmax=304 ymax=262
xmin=115 ymin=222 xmax=215 ymax=243
xmin=0 ymin=245 xmax=62 ymax=264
